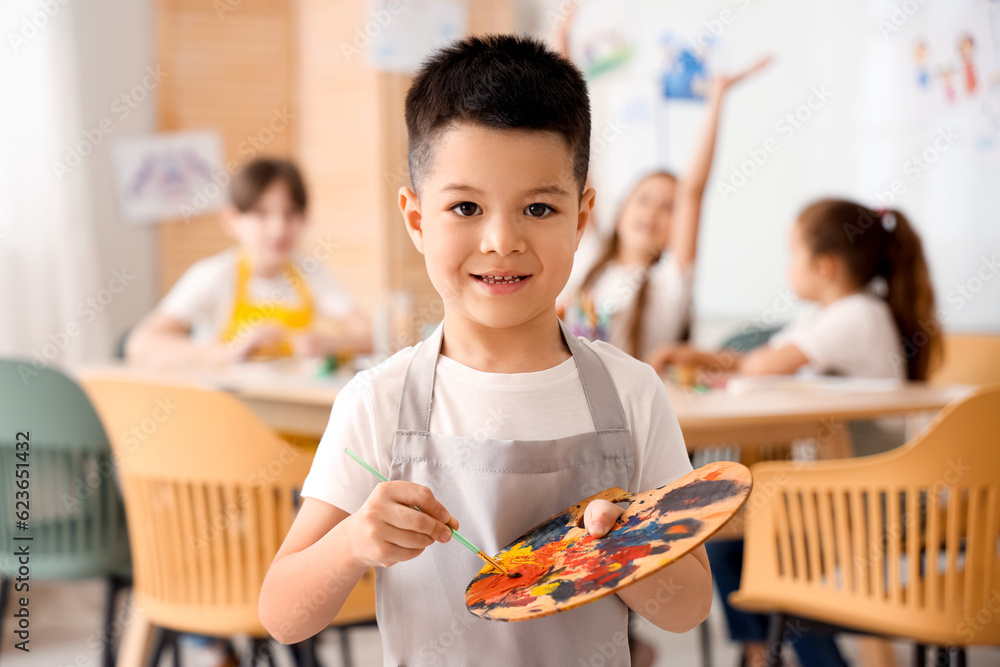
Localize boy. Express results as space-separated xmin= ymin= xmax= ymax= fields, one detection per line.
xmin=260 ymin=36 xmax=711 ymax=665
xmin=126 ymin=158 xmax=371 ymax=367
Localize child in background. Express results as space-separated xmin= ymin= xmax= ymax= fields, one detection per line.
xmin=648 ymin=198 xmax=941 ymax=667
xmin=126 ymin=158 xmax=371 ymax=367
xmin=646 ymin=198 xmax=942 ymax=381
xmin=558 ymin=58 xmax=770 ymax=358
xmin=260 ymin=35 xmax=712 ymax=665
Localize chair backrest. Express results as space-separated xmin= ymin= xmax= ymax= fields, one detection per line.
xmin=931 ymin=334 xmax=1000 ymax=386
xmin=0 ymin=360 xmax=129 ymax=579
xmin=736 ymin=382 xmax=1000 ymax=646
xmin=82 ymin=378 xmax=313 ymax=636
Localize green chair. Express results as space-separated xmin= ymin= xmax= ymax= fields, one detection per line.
xmin=0 ymin=359 xmax=131 ymax=667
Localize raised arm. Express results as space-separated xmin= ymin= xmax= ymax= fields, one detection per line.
xmin=670 ymin=56 xmax=773 ymax=273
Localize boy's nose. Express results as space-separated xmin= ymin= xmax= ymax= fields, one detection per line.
xmin=480 ymin=215 xmax=526 ymax=256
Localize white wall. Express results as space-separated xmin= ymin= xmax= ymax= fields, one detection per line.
xmin=521 ymin=0 xmax=1000 ymax=345
xmin=72 ymin=0 xmax=159 ymax=360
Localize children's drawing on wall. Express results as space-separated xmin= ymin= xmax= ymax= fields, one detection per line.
xmin=111 ymin=130 xmax=226 ymax=224
xmin=565 ymin=0 xmax=635 ymax=81
xmin=914 ymin=40 xmax=932 ymax=91
xmin=580 ymin=29 xmax=631 ymax=79
xmin=658 ymin=32 xmax=712 ymax=101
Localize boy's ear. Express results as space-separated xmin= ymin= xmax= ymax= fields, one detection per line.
xmin=399 ymin=186 xmax=425 ymax=254
xmin=575 ymin=186 xmax=596 ymax=249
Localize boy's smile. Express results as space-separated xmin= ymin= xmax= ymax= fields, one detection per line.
xmin=400 ymin=124 xmax=595 ymax=338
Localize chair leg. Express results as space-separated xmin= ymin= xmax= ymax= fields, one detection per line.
xmin=102 ymin=575 xmax=129 ymax=667
xmin=914 ymin=643 xmax=927 ymax=667
xmin=955 ymin=646 xmax=966 ymax=667
xmin=338 ymin=627 xmax=353 ymax=667
xmin=289 ymin=636 xmax=317 ymax=667
xmin=146 ymin=627 xmax=170 ymax=667
xmin=170 ymin=631 xmax=181 ymax=667
xmin=698 ymin=620 xmax=712 ymax=667
xmin=764 ymin=613 xmax=786 ymax=667
xmin=0 ymin=576 xmax=9 ymax=649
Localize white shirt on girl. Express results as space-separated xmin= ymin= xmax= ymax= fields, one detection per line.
xmin=559 ymin=249 xmax=694 ymax=359
xmin=768 ymin=292 xmax=905 ymax=379
xmin=159 ymin=247 xmax=354 ymax=342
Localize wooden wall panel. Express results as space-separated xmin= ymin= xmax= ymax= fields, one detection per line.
xmin=156 ymin=0 xmax=297 ymax=295
xmin=157 ymin=0 xmax=515 ymax=336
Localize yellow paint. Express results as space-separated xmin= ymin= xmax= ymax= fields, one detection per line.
xmin=531 ymin=581 xmax=562 ymax=596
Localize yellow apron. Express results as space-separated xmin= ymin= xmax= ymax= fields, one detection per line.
xmin=219 ymin=254 xmax=314 ymax=358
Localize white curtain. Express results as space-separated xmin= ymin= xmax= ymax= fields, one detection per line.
xmin=0 ymin=0 xmax=107 ymax=367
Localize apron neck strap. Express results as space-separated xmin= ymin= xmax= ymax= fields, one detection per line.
xmin=396 ymin=319 xmax=628 ymax=434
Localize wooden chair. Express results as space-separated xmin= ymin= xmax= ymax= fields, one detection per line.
xmin=730 ymin=382 xmax=1000 ymax=666
xmin=931 ymin=334 xmax=1000 ymax=386
xmin=82 ymin=378 xmax=374 ymax=666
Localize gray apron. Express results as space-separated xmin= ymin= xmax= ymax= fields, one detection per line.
xmin=378 ymin=320 xmax=635 ymax=666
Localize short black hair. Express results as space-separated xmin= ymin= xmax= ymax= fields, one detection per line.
xmin=405 ymin=34 xmax=591 ymax=194
xmin=230 ymin=158 xmax=307 ymax=213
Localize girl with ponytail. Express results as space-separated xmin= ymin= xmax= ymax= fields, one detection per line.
xmin=559 ymin=58 xmax=771 ymax=359
xmin=647 ymin=197 xmax=942 ymax=380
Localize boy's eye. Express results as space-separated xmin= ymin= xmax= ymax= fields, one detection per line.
xmin=525 ymin=203 xmax=555 ymax=218
xmin=451 ymin=202 xmax=482 ymax=217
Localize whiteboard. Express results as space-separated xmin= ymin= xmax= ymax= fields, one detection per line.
xmin=556 ymin=0 xmax=1000 ymax=332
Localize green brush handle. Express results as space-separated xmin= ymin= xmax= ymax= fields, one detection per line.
xmin=344 ymin=448 xmax=481 ymax=556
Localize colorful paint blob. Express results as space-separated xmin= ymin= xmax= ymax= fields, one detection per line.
xmin=465 ymin=461 xmax=752 ymax=621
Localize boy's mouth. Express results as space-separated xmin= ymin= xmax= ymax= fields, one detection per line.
xmin=472 ymin=273 xmax=530 ymax=285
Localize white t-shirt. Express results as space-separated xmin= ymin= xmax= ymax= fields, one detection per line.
xmin=769 ymin=292 xmax=905 ymax=379
xmin=302 ymin=334 xmax=693 ymax=513
xmin=559 ymin=240 xmax=694 ymax=358
xmin=159 ymin=247 xmax=354 ymax=342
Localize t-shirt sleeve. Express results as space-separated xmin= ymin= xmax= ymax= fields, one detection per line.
xmin=300 ymin=373 xmax=382 ymax=512
xmin=771 ymin=303 xmax=858 ymax=373
xmin=307 ymin=266 xmax=355 ymax=320
xmin=159 ymin=258 xmax=226 ymax=328
xmin=633 ymin=372 xmax=694 ymax=492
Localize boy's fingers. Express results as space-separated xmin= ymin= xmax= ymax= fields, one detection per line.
xmin=379 ymin=524 xmax=437 ymax=550
xmin=389 ymin=505 xmax=453 ymax=542
xmin=388 ymin=482 xmax=455 ymax=528
xmin=584 ymin=499 xmax=625 ymax=538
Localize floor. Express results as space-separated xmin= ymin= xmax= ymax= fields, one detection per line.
xmin=3 ymin=580 xmax=999 ymax=666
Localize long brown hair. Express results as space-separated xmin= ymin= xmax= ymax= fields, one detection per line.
xmin=579 ymin=171 xmax=678 ymax=356
xmin=797 ymin=198 xmax=942 ymax=380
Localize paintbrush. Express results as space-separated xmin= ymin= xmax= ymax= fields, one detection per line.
xmin=344 ymin=448 xmax=515 ymax=577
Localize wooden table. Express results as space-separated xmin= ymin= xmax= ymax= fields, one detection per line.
xmin=77 ymin=365 xmax=974 ymax=455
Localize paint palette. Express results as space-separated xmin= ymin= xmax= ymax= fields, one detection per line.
xmin=465 ymin=461 xmax=752 ymax=621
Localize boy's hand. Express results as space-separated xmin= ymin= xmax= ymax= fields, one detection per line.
xmin=291 ymin=331 xmax=328 ymax=359
xmin=230 ymin=324 xmax=285 ymax=360
xmin=584 ymin=499 xmax=626 ymax=538
xmin=345 ymin=481 xmax=459 ymax=568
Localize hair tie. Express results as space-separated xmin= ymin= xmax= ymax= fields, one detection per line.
xmin=877 ymin=209 xmax=897 ymax=233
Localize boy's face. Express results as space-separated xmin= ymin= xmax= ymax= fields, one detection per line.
xmin=223 ymin=180 xmax=305 ymax=274
xmin=400 ymin=124 xmax=594 ymax=332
